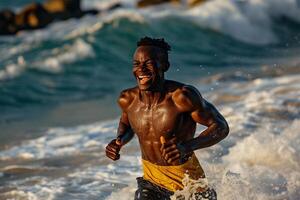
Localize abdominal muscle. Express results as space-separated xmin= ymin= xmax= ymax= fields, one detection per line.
xmin=139 ymin=139 xmax=169 ymax=165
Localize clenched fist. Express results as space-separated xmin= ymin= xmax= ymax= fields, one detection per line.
xmin=160 ymin=136 xmax=188 ymax=165
xmin=106 ymin=138 xmax=122 ymax=161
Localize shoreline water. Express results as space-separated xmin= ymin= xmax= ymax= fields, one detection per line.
xmin=0 ymin=96 xmax=119 ymax=150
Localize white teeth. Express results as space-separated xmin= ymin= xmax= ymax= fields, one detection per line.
xmin=138 ymin=75 xmax=150 ymax=78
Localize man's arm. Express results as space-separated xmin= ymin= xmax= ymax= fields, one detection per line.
xmin=105 ymin=90 xmax=135 ymax=161
xmin=117 ymin=112 xmax=135 ymax=145
xmin=105 ymin=112 xmax=134 ymax=161
xmin=160 ymin=85 xmax=229 ymax=164
xmin=176 ymin=85 xmax=229 ymax=153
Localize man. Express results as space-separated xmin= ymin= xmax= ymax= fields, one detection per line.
xmin=106 ymin=37 xmax=229 ymax=200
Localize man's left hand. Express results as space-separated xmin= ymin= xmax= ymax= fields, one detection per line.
xmin=160 ymin=136 xmax=187 ymax=165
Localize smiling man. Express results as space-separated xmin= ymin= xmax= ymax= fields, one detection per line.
xmin=105 ymin=37 xmax=229 ymax=200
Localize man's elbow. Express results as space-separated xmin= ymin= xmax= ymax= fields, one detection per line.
xmin=217 ymin=120 xmax=229 ymax=140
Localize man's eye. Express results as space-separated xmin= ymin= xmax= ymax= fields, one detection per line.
xmin=147 ymin=62 xmax=155 ymax=66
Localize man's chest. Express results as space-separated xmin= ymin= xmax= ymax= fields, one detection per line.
xmin=127 ymin=103 xmax=183 ymax=137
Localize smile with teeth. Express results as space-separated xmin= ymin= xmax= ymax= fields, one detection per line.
xmin=138 ymin=75 xmax=152 ymax=84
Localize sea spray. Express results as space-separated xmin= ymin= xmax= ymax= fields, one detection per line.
xmin=171 ymin=174 xmax=209 ymax=200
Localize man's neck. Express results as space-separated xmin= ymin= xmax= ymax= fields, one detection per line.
xmin=139 ymin=80 xmax=165 ymax=107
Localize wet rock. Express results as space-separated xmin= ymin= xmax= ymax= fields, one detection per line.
xmin=15 ymin=3 xmax=53 ymax=30
xmin=137 ymin=0 xmax=178 ymax=8
xmin=137 ymin=0 xmax=207 ymax=8
xmin=0 ymin=0 xmax=106 ymax=35
xmin=0 ymin=10 xmax=17 ymax=35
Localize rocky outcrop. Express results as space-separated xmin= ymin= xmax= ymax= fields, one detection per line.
xmin=0 ymin=0 xmax=121 ymax=35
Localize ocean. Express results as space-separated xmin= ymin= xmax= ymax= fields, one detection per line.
xmin=0 ymin=0 xmax=299 ymax=199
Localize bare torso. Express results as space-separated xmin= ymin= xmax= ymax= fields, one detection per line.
xmin=120 ymin=80 xmax=198 ymax=165
xmin=106 ymin=43 xmax=229 ymax=170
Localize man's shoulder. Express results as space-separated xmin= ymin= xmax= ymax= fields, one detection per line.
xmin=118 ymin=86 xmax=138 ymax=110
xmin=166 ymin=80 xmax=201 ymax=97
xmin=166 ymin=80 xmax=203 ymax=112
xmin=120 ymin=86 xmax=139 ymax=96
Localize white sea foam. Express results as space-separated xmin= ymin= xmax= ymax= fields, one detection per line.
xmin=81 ymin=0 xmax=289 ymax=45
xmin=0 ymin=56 xmax=26 ymax=81
xmin=64 ymin=10 xmax=145 ymax=39
xmin=0 ymin=177 xmax=65 ymax=200
xmin=136 ymin=0 xmax=300 ymax=44
xmin=0 ymin=39 xmax=94 ymax=80
xmin=0 ymin=119 xmax=117 ymax=160
xmin=80 ymin=0 xmax=300 ymax=45
xmin=34 ymin=39 xmax=94 ymax=73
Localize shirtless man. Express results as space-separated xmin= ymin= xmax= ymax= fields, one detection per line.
xmin=105 ymin=37 xmax=229 ymax=200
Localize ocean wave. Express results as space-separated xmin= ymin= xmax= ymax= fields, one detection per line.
xmin=0 ymin=119 xmax=118 ymax=160
xmin=6 ymin=0 xmax=300 ymax=45
xmin=73 ymin=0 xmax=300 ymax=45
xmin=0 ymin=39 xmax=94 ymax=81
xmin=134 ymin=0 xmax=300 ymax=45
xmin=35 ymin=39 xmax=95 ymax=73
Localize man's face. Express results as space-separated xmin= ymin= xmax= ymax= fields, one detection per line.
xmin=133 ymin=46 xmax=167 ymax=91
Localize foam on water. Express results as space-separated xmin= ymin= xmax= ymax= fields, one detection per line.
xmin=108 ymin=0 xmax=300 ymax=45
xmin=1 ymin=177 xmax=65 ymax=200
xmin=0 ymin=71 xmax=299 ymax=199
xmin=0 ymin=119 xmax=117 ymax=160
xmin=0 ymin=39 xmax=94 ymax=80
xmin=180 ymin=0 xmax=300 ymax=45
xmin=35 ymin=39 xmax=94 ymax=73
xmin=84 ymin=0 xmax=300 ymax=45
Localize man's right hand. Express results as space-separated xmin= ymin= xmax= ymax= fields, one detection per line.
xmin=105 ymin=138 xmax=122 ymax=161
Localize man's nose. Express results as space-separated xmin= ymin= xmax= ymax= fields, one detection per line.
xmin=140 ymin=63 xmax=148 ymax=71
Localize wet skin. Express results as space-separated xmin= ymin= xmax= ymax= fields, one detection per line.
xmin=106 ymin=46 xmax=229 ymax=167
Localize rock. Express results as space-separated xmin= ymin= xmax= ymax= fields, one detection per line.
xmin=44 ymin=0 xmax=82 ymax=20
xmin=15 ymin=3 xmax=53 ymax=30
xmin=137 ymin=0 xmax=207 ymax=8
xmin=0 ymin=10 xmax=17 ymax=35
xmin=137 ymin=0 xmax=176 ymax=8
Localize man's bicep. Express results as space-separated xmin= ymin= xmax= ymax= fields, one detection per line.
xmin=120 ymin=111 xmax=130 ymax=125
xmin=117 ymin=89 xmax=134 ymax=132
xmin=190 ymin=99 xmax=222 ymax=127
xmin=118 ymin=112 xmax=132 ymax=134
xmin=117 ymin=111 xmax=135 ymax=146
xmin=178 ymin=86 xmax=218 ymax=126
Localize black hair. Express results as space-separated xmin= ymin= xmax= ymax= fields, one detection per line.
xmin=137 ymin=37 xmax=171 ymax=54
xmin=136 ymin=37 xmax=170 ymax=71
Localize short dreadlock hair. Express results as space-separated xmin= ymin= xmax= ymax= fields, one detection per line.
xmin=137 ymin=37 xmax=171 ymax=53
xmin=137 ymin=37 xmax=171 ymax=64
